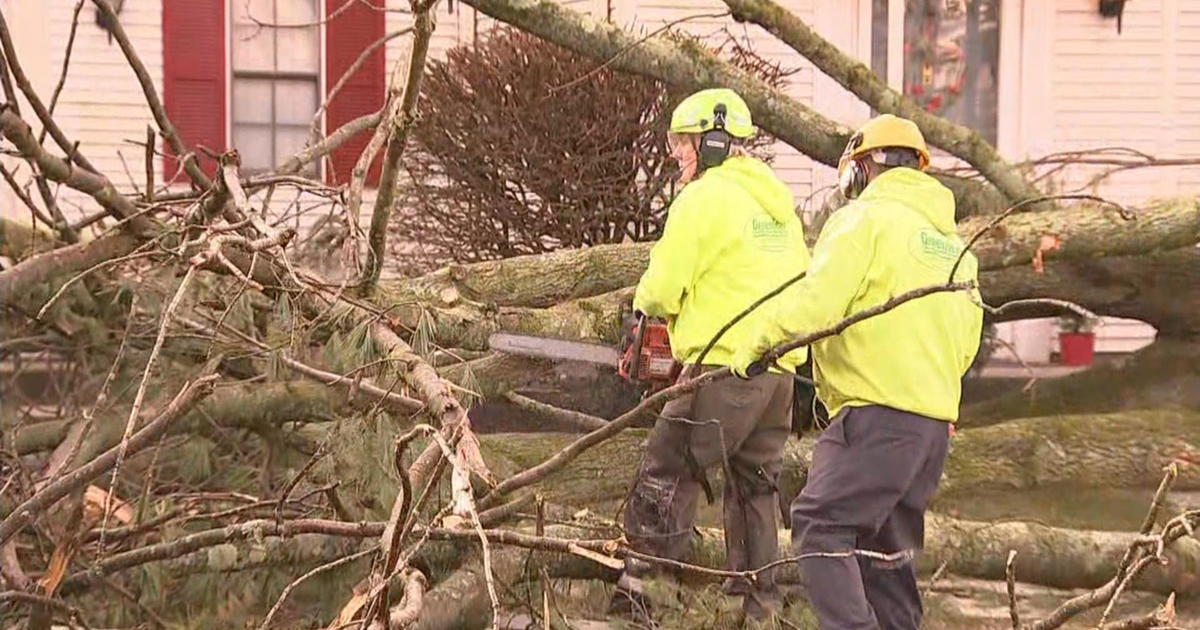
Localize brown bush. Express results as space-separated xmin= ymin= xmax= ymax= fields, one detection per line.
xmin=393 ymin=27 xmax=789 ymax=269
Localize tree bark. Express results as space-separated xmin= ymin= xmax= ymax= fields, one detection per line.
xmin=458 ymin=0 xmax=849 ymax=167
xmin=720 ymin=0 xmax=1042 ymax=203
xmin=380 ymin=196 xmax=1197 ymax=312
xmin=964 ymin=339 xmax=1200 ymax=426
xmin=978 ymin=247 xmax=1200 ymax=337
xmin=477 ymin=409 xmax=1200 ymax=515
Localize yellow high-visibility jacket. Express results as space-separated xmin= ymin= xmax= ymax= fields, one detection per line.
xmin=745 ymin=167 xmax=983 ymax=421
xmin=633 ymin=156 xmax=810 ymax=372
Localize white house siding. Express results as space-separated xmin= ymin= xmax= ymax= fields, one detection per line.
xmin=1046 ymin=0 xmax=1198 ymax=204
xmin=49 ymin=0 xmax=164 ymax=220
xmin=1180 ymin=2 xmax=1200 ymax=191
xmin=620 ymin=0 xmax=821 ymax=203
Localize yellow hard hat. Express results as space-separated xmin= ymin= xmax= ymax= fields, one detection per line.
xmin=670 ymin=88 xmax=755 ymax=139
xmin=837 ymin=114 xmax=931 ymax=180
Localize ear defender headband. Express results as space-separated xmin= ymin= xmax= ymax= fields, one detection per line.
xmin=698 ymin=103 xmax=733 ymax=169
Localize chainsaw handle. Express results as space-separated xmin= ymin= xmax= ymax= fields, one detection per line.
xmin=627 ymin=313 xmax=647 ymax=381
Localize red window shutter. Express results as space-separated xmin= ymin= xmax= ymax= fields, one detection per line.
xmin=326 ymin=0 xmax=386 ymax=185
xmin=162 ymin=0 xmax=226 ymax=180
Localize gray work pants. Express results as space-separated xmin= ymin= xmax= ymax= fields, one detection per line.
xmin=623 ymin=370 xmax=794 ymax=607
xmin=791 ymin=405 xmax=950 ymax=630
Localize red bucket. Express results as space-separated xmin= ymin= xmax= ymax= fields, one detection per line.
xmin=1059 ymin=332 xmax=1095 ymax=366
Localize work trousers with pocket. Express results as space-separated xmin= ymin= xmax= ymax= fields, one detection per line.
xmin=791 ymin=405 xmax=950 ymax=630
xmin=623 ymin=369 xmax=794 ymax=601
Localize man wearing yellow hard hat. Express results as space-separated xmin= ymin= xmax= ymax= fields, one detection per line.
xmin=610 ymin=88 xmax=809 ymax=621
xmin=734 ymin=114 xmax=983 ymax=630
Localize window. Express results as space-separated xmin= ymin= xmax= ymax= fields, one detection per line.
xmin=164 ymin=0 xmax=384 ymax=184
xmin=873 ymin=0 xmax=1001 ymax=144
xmin=231 ymin=0 xmax=321 ymax=175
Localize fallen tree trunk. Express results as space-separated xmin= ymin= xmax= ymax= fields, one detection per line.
xmin=410 ymin=512 xmax=1200 ymax=630
xmin=377 ymin=199 xmax=1199 ymax=352
xmin=455 ymin=0 xmax=1007 ymax=219
xmin=478 ymin=409 xmax=1200 ymax=514
xmin=964 ymin=339 xmax=1200 ymax=426
xmin=978 ymin=247 xmax=1200 ymax=338
xmin=460 ymin=0 xmax=849 ymax=166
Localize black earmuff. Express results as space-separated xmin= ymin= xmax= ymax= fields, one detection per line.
xmin=839 ymin=156 xmax=869 ymax=200
xmin=698 ymin=103 xmax=733 ymax=169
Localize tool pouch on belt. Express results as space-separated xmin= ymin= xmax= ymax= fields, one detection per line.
xmin=791 ymin=359 xmax=827 ymax=436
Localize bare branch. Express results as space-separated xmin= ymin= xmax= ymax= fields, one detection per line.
xmin=309 ymin=28 xmax=413 ymax=144
xmin=0 ymin=375 xmax=218 ymax=547
xmin=90 ymin=0 xmax=213 ymax=189
xmin=0 ymin=11 xmax=98 ymax=174
xmin=278 ymin=110 xmax=384 ymax=175
xmin=503 ymin=391 xmax=607 ymax=431
xmin=361 ymin=6 xmax=438 ymax=291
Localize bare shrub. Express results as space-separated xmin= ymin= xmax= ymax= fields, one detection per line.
xmin=392 ymin=27 xmax=790 ymax=270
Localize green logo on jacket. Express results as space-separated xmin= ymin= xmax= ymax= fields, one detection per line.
xmin=909 ymin=228 xmax=962 ymax=271
xmin=746 ymin=216 xmax=790 ymax=252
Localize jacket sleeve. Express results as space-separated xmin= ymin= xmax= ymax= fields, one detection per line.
xmin=757 ymin=207 xmax=874 ymax=347
xmin=957 ymin=259 xmax=985 ymax=375
xmin=633 ymin=187 xmax=708 ymax=318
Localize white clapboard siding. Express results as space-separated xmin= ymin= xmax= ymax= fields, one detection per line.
xmin=1048 ymin=0 xmax=1190 ymax=204
xmin=1178 ymin=1 xmax=1200 ymax=189
xmin=624 ymin=0 xmax=818 ymax=201
xmin=44 ymin=0 xmax=163 ymax=222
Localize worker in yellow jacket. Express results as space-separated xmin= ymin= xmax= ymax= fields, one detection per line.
xmin=611 ymin=88 xmax=809 ymax=621
xmin=734 ymin=114 xmax=983 ymax=630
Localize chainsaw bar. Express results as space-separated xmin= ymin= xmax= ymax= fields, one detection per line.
xmin=487 ymin=332 xmax=621 ymax=367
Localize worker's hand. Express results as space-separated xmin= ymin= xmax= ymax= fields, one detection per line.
xmin=731 ymin=343 xmax=771 ymax=379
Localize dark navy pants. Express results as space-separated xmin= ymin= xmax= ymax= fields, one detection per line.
xmin=790 ymin=405 xmax=950 ymax=630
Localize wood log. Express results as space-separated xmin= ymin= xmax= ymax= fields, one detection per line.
xmin=477 ymin=410 xmax=1200 ymax=518
xmin=375 ymin=199 xmax=1199 ymax=352
xmin=964 ymin=339 xmax=1200 ymax=425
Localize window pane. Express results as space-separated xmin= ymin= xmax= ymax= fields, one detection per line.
xmin=233 ymin=0 xmax=274 ymax=25
xmin=276 ymin=26 xmax=319 ymax=73
xmin=903 ymin=0 xmax=1000 ymax=144
xmin=275 ymin=125 xmax=312 ymax=172
xmin=232 ymin=24 xmax=274 ymax=72
xmin=275 ymin=79 xmax=319 ymax=125
xmin=275 ymin=0 xmax=318 ymax=25
xmin=234 ymin=124 xmax=275 ymax=171
xmin=233 ymin=78 xmax=273 ymax=125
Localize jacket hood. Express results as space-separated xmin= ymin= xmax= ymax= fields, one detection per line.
xmin=860 ymin=167 xmax=957 ymax=234
xmin=708 ymin=156 xmax=797 ymax=225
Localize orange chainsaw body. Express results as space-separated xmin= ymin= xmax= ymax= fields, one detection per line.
xmin=618 ymin=318 xmax=680 ymax=389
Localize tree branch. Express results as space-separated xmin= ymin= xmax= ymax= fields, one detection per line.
xmin=0 ymin=11 xmax=98 ymax=175
xmin=0 ymin=375 xmax=217 ymax=547
xmin=90 ymin=0 xmax=212 ymax=189
xmin=459 ymin=0 xmax=849 ymax=166
xmin=361 ymin=7 xmax=437 ymax=292
xmin=721 ymin=0 xmax=1042 ymax=203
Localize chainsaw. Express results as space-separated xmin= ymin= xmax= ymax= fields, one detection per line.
xmin=487 ymin=314 xmax=681 ymax=390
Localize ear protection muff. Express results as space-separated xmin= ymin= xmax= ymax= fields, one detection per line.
xmin=839 ymin=156 xmax=869 ymax=200
xmin=698 ymin=103 xmax=733 ymax=169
